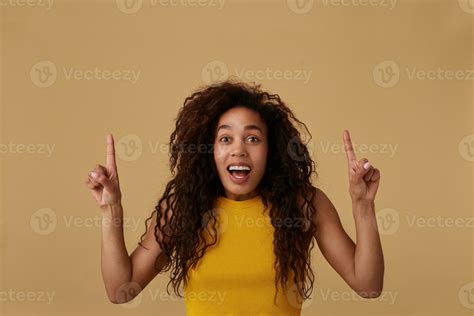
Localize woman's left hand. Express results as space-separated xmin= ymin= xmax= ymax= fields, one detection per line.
xmin=343 ymin=130 xmax=381 ymax=203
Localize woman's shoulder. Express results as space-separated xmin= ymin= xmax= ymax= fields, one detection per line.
xmin=296 ymin=186 xmax=333 ymax=226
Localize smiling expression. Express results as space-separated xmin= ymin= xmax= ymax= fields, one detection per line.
xmin=213 ymin=107 xmax=268 ymax=201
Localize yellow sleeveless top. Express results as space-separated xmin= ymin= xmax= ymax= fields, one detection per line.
xmin=183 ymin=195 xmax=303 ymax=316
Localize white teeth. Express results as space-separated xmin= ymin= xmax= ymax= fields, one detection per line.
xmin=228 ymin=165 xmax=251 ymax=171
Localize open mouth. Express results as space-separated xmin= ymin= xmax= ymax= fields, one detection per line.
xmin=227 ymin=164 xmax=252 ymax=179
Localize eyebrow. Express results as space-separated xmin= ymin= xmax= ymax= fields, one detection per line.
xmin=217 ymin=124 xmax=263 ymax=133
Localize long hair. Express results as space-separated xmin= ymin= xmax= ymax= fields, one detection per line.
xmin=139 ymin=78 xmax=320 ymax=304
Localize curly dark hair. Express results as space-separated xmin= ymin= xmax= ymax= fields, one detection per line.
xmin=139 ymin=78 xmax=320 ymax=305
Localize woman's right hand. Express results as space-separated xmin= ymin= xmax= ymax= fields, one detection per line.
xmin=85 ymin=134 xmax=122 ymax=210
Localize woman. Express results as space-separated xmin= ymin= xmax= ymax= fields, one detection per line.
xmin=85 ymin=79 xmax=384 ymax=315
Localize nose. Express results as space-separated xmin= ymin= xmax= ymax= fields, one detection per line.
xmin=231 ymin=140 xmax=248 ymax=157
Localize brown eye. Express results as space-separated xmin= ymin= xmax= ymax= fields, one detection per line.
xmin=248 ymin=136 xmax=259 ymax=143
xmin=219 ymin=136 xmax=230 ymax=143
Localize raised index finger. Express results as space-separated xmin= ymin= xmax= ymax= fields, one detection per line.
xmin=106 ymin=133 xmax=117 ymax=172
xmin=343 ymin=129 xmax=357 ymax=165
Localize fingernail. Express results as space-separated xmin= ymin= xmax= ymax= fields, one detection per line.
xmin=90 ymin=172 xmax=98 ymax=178
xmin=363 ymin=162 xmax=371 ymax=170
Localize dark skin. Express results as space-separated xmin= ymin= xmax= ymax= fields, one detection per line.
xmin=297 ymin=130 xmax=384 ymax=298
xmin=85 ymin=130 xmax=383 ymax=303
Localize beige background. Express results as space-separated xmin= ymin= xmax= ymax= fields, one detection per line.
xmin=1 ymin=0 xmax=473 ymax=315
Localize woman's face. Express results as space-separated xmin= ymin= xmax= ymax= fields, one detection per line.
xmin=213 ymin=106 xmax=268 ymax=201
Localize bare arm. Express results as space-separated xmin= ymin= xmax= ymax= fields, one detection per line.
xmin=352 ymin=199 xmax=384 ymax=297
xmin=100 ymin=201 xmax=171 ymax=304
xmin=100 ymin=203 xmax=132 ymax=303
xmin=86 ymin=134 xmax=172 ymax=304
xmin=298 ymin=130 xmax=384 ymax=298
xmin=305 ymin=188 xmax=384 ymax=298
